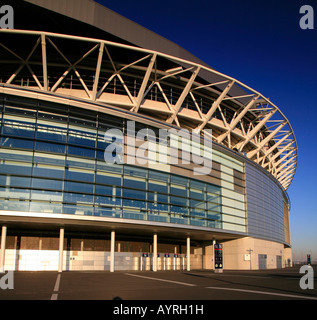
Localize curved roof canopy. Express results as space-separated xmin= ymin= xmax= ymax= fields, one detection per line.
xmin=0 ymin=29 xmax=297 ymax=190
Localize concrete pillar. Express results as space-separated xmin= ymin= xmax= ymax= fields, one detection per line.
xmin=58 ymin=227 xmax=64 ymax=273
xmin=153 ymin=234 xmax=157 ymax=272
xmin=186 ymin=236 xmax=190 ymax=271
xmin=110 ymin=231 xmax=115 ymax=272
xmin=0 ymin=226 xmax=7 ymax=272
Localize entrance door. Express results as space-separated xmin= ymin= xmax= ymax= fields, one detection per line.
xmin=258 ymin=254 xmax=267 ymax=270
xmin=276 ymin=255 xmax=282 ymax=268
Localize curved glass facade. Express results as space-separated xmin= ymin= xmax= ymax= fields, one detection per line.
xmin=0 ymin=94 xmax=229 ymax=229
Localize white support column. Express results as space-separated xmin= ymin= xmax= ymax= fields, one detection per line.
xmin=153 ymin=234 xmax=157 ymax=272
xmin=212 ymin=240 xmax=216 ymax=271
xmin=0 ymin=226 xmax=7 ymax=272
xmin=58 ymin=227 xmax=64 ymax=273
xmin=186 ymin=237 xmax=190 ymax=271
xmin=110 ymin=231 xmax=115 ymax=272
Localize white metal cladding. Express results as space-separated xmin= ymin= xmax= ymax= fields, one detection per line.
xmin=245 ymin=162 xmax=285 ymax=244
xmin=0 ymin=30 xmax=297 ymax=190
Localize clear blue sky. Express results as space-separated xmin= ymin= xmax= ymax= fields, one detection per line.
xmin=97 ymin=0 xmax=317 ymax=262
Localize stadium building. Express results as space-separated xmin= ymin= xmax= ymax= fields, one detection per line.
xmin=0 ymin=0 xmax=297 ymax=271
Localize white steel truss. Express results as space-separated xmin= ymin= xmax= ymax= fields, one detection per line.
xmin=0 ymin=30 xmax=297 ymax=190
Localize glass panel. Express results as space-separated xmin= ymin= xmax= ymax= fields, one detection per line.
xmin=95 ymin=195 xmax=117 ymax=206
xmin=190 ymin=199 xmax=205 ymax=210
xmin=189 ymin=185 xmax=205 ymax=200
xmin=96 ymin=150 xmax=105 ymax=160
xmin=170 ymin=196 xmax=187 ymax=206
xmin=190 ymin=191 xmax=204 ymax=201
xmin=6 ymin=176 xmax=31 ymax=188
xmin=68 ymin=116 xmax=96 ymax=129
xmin=29 ymin=201 xmax=63 ymax=213
xmin=207 ymin=212 xmax=222 ymax=220
xmin=63 ymin=193 xmax=94 ymax=204
xmin=206 ymin=193 xmax=221 ymax=203
xmin=0 ymin=162 xmax=32 ymax=175
xmin=31 ymin=190 xmax=63 ymax=202
xmin=170 ymin=184 xmax=187 ymax=197
xmin=65 ymin=168 xmax=94 ymax=182
xmin=32 ymin=164 xmax=64 ymax=179
xmin=0 ymin=187 xmax=30 ymax=200
xmin=96 ymin=162 xmax=123 ymax=173
xmin=148 ymin=181 xmax=168 ymax=193
xmin=64 ymin=181 xmax=94 ymax=194
xmin=0 ymin=149 xmax=33 ymax=162
xmin=124 ymin=166 xmax=147 ymax=178
xmin=32 ymin=178 xmax=63 ymax=191
xmin=95 ymin=172 xmax=122 ymax=186
xmin=122 ymin=198 xmax=146 ymax=209
xmin=68 ymin=128 xmax=96 ymax=147
xmin=189 ymin=209 xmax=206 ymax=217
xmin=190 ymin=180 xmax=205 ymax=189
xmin=207 ymin=184 xmax=221 ymax=194
xmin=4 ymin=103 xmax=36 ymax=118
xmin=1 ymin=137 xmax=34 ymax=149
xmin=37 ymin=119 xmax=67 ymax=127
xmin=2 ymin=122 xmax=35 ymax=138
xmin=148 ymin=171 xmax=169 ymax=182
xmin=148 ymin=202 xmax=168 ymax=211
xmin=35 ymin=141 xmax=65 ymax=154
xmin=33 ymin=152 xmax=65 ymax=166
xmin=62 ymin=204 xmax=93 ymax=216
xmin=96 ymin=131 xmax=110 ymax=150
xmin=67 ymin=146 xmax=95 ymax=158
xmin=190 ymin=218 xmax=206 ymax=227
xmin=0 ymin=199 xmax=30 ymax=211
xmin=148 ymin=214 xmax=168 ymax=222
xmin=207 ymin=203 xmax=221 ymax=211
xmin=170 ymin=205 xmax=188 ymax=215
xmin=207 ymin=220 xmax=222 ymax=228
xmin=0 ymin=175 xmax=6 ymax=186
xmin=37 ymin=109 xmax=68 ymax=123
xmin=170 ymin=216 xmax=188 ymax=225
xmin=123 ymin=188 xmax=146 ymax=200
xmin=66 ymin=157 xmax=95 ymax=169
xmin=157 ymin=203 xmax=169 ymax=211
xmin=170 ymin=175 xmax=188 ymax=186
xmin=36 ymin=124 xmax=67 ymax=142
xmin=94 ymin=206 xmax=119 ymax=217
xmin=123 ymin=176 xmax=146 ymax=189
xmin=122 ymin=210 xmax=145 ymax=220
xmin=95 ymin=185 xmax=113 ymax=196
xmin=147 ymin=192 xmax=168 ymax=204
